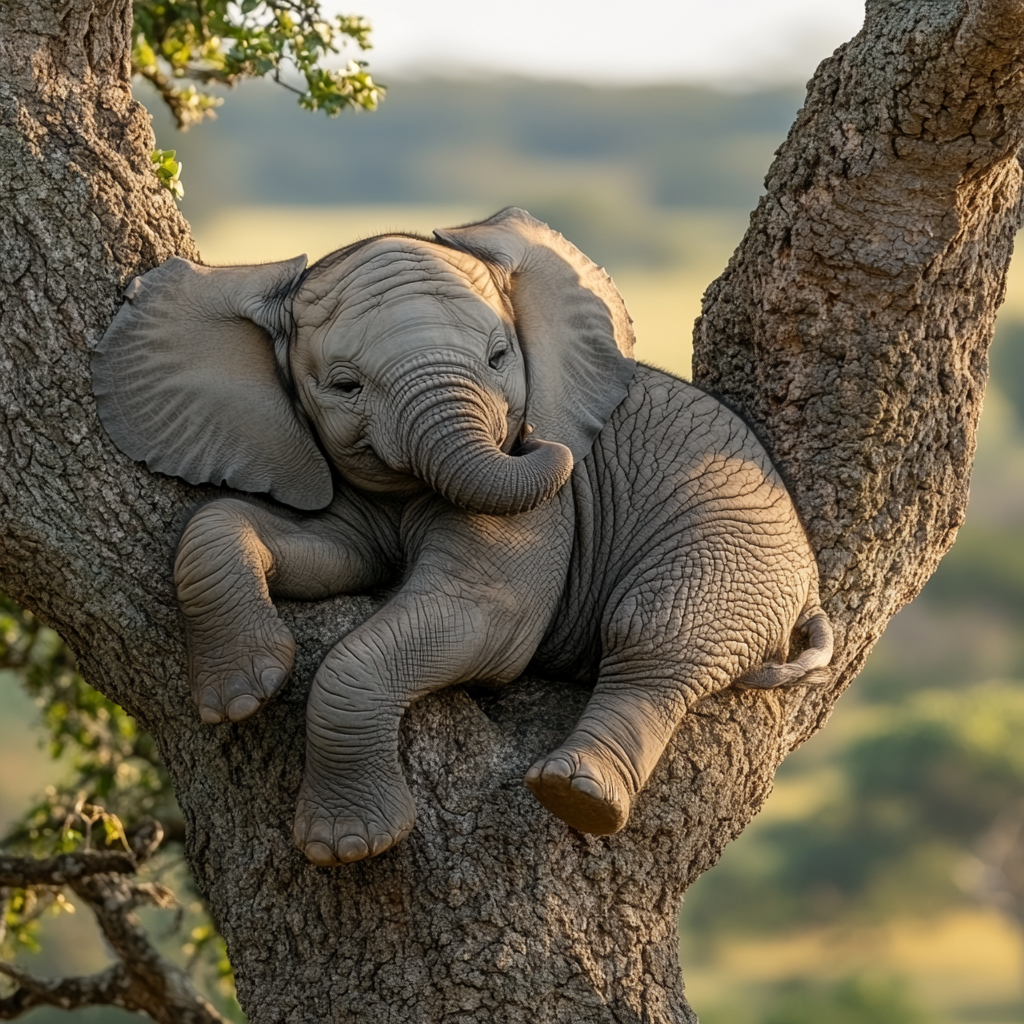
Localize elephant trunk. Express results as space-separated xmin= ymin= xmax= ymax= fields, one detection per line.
xmin=392 ymin=375 xmax=573 ymax=516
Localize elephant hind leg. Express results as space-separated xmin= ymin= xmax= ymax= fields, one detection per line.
xmin=525 ymin=664 xmax=726 ymax=836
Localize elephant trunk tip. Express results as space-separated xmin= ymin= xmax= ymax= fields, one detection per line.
xmin=452 ymin=438 xmax=574 ymax=516
xmin=401 ymin=385 xmax=575 ymax=517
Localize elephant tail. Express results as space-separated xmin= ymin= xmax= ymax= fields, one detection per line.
xmin=735 ymin=604 xmax=834 ymax=690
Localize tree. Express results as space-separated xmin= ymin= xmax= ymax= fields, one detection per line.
xmin=1 ymin=1 xmax=1022 ymax=1020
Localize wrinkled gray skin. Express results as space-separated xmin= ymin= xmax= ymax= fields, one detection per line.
xmin=92 ymin=208 xmax=832 ymax=867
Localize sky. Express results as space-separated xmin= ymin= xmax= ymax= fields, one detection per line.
xmin=343 ymin=0 xmax=867 ymax=87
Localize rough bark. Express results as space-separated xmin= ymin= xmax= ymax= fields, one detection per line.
xmin=1 ymin=1 xmax=1022 ymax=1022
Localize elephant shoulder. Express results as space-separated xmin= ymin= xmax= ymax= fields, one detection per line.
xmin=617 ymin=363 xmax=734 ymax=432
xmin=609 ymin=363 xmax=776 ymax=468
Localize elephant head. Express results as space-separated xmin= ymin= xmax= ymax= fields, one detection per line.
xmin=91 ymin=208 xmax=636 ymax=516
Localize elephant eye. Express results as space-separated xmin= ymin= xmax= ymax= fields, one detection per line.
xmin=488 ymin=345 xmax=510 ymax=370
xmin=331 ymin=379 xmax=362 ymax=396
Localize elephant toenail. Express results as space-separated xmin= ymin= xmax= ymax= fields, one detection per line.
xmin=200 ymin=684 xmax=221 ymax=706
xmin=542 ymin=758 xmax=573 ymax=780
xmin=260 ymin=666 xmax=285 ymax=695
xmin=226 ymin=694 xmax=261 ymax=721
xmin=370 ymin=833 xmax=391 ymax=856
xmin=570 ymin=777 xmax=604 ymax=801
xmin=304 ymin=842 xmax=336 ymax=867
xmin=199 ymin=706 xmax=223 ymax=724
xmin=524 ymin=766 xmax=541 ymax=783
xmin=336 ymin=836 xmax=370 ymax=863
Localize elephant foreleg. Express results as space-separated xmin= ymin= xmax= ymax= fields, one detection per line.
xmin=174 ymin=496 xmax=398 ymax=724
xmin=293 ymin=498 xmax=570 ymax=866
xmin=292 ymin=593 xmax=448 ymax=866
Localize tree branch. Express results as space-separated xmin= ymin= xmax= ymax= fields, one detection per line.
xmin=0 ymin=866 xmax=228 ymax=1024
xmin=0 ymin=821 xmax=226 ymax=1024
xmin=0 ymin=951 xmax=228 ymax=1024
xmin=694 ymin=0 xmax=1024 ymax=709
xmin=0 ymin=851 xmax=137 ymax=889
xmin=0 ymin=961 xmax=128 ymax=1020
xmin=135 ymin=65 xmax=223 ymax=131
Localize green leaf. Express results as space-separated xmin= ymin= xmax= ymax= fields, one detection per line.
xmin=150 ymin=147 xmax=184 ymax=199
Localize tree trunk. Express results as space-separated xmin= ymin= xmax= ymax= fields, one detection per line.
xmin=1 ymin=1 xmax=1022 ymax=1022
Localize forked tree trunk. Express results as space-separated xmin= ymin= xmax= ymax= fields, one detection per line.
xmin=1 ymin=2 xmax=1022 ymax=1021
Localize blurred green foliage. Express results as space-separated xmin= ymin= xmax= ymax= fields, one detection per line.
xmin=0 ymin=594 xmax=178 ymax=854
xmin=0 ymin=594 xmax=235 ymax=1017
xmin=688 ymin=685 xmax=1024 ymax=934
xmin=924 ymin=528 xmax=1024 ymax=614
xmin=991 ymin=319 xmax=1024 ymax=431
xmin=132 ymin=1 xmax=382 ymax=131
xmin=759 ymin=976 xmax=935 ymax=1024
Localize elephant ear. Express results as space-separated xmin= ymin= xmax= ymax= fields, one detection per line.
xmin=434 ymin=207 xmax=636 ymax=463
xmin=91 ymin=255 xmax=334 ymax=511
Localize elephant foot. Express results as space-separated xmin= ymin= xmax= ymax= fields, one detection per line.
xmin=187 ymin=616 xmax=295 ymax=725
xmin=525 ymin=742 xmax=633 ymax=836
xmin=292 ymin=765 xmax=416 ymax=866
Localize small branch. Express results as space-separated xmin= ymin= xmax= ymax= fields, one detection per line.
xmin=126 ymin=817 xmax=165 ymax=862
xmin=69 ymin=871 xmax=176 ymax=963
xmin=0 ymin=961 xmax=128 ymax=1020
xmin=272 ymin=68 xmax=306 ymax=98
xmin=0 ymin=851 xmax=136 ymax=889
xmin=0 ymin=880 xmax=228 ymax=1024
xmin=0 ymin=821 xmax=225 ymax=1024
xmin=135 ymin=66 xmax=221 ymax=131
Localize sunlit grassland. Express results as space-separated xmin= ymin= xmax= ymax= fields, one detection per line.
xmin=686 ymin=909 xmax=1023 ymax=1024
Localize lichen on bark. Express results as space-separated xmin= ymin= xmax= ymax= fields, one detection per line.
xmin=1 ymin=1 xmax=1023 ymax=1021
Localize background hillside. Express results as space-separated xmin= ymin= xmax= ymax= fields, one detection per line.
xmin=161 ymin=78 xmax=802 ymax=218
xmin=3 ymin=76 xmax=1024 ymax=1024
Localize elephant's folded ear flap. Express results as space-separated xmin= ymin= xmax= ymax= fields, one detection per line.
xmin=434 ymin=207 xmax=636 ymax=463
xmin=91 ymin=255 xmax=334 ymax=511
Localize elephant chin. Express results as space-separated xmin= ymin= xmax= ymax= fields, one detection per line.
xmin=414 ymin=430 xmax=574 ymax=516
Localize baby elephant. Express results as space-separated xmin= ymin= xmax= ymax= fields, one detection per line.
xmin=92 ymin=208 xmax=832 ymax=866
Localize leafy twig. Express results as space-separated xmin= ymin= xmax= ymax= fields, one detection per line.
xmin=131 ymin=0 xmax=384 ymax=130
